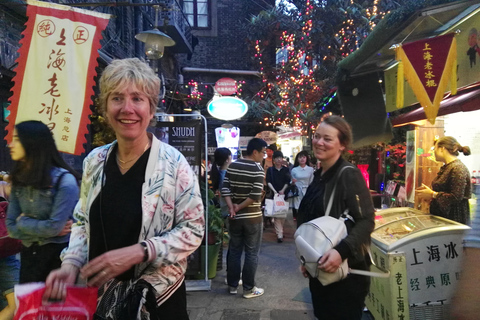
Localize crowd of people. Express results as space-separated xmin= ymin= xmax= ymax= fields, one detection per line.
xmin=0 ymin=57 xmax=476 ymax=320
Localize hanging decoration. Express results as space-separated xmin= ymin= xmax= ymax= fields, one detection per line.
xmin=395 ymin=33 xmax=457 ymax=124
xmin=5 ymin=0 xmax=110 ymax=155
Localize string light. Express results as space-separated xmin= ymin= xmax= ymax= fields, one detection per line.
xmin=250 ymin=0 xmax=387 ymax=130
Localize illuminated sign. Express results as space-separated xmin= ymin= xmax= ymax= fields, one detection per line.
xmin=207 ymin=97 xmax=248 ymax=120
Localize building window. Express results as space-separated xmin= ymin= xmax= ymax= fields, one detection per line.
xmin=182 ymin=0 xmax=211 ymax=29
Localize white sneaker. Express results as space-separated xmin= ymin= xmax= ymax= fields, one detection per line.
xmin=243 ymin=286 xmax=264 ymax=299
xmin=229 ymin=286 xmax=238 ymax=294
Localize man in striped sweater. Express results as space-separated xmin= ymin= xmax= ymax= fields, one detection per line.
xmin=222 ymin=138 xmax=267 ymax=299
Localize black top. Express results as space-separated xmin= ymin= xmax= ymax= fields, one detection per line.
xmin=298 ymin=157 xmax=343 ymax=224
xmin=89 ymin=144 xmax=150 ymax=281
xmin=298 ymin=156 xmax=375 ymax=269
xmin=266 ymin=166 xmax=291 ymax=199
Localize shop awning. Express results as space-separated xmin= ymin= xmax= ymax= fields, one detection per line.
xmin=277 ymin=131 xmax=302 ymax=139
xmin=391 ymin=83 xmax=480 ymax=126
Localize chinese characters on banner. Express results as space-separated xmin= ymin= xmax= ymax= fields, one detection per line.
xmin=395 ymin=33 xmax=457 ymax=124
xmin=6 ymin=0 xmax=110 ymax=155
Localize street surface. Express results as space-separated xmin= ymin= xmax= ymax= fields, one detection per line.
xmin=186 ymin=211 xmax=375 ymax=320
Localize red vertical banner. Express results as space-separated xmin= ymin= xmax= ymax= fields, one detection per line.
xmin=395 ymin=33 xmax=457 ymax=124
xmin=6 ymin=0 xmax=110 ymax=155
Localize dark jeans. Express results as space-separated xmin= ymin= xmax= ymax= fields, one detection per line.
xmin=309 ymin=274 xmax=370 ymax=320
xmin=226 ymin=219 xmax=262 ymax=290
xmin=20 ymin=242 xmax=67 ymax=283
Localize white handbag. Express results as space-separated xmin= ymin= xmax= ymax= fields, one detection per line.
xmin=295 ymin=215 xmax=350 ymax=286
xmin=294 ymin=166 xmax=389 ymax=286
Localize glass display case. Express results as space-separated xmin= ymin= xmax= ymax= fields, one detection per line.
xmin=373 ymin=212 xmax=464 ymax=250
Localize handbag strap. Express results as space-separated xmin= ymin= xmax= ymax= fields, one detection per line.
xmin=349 ymin=266 xmax=390 ymax=278
xmin=324 ymin=166 xmax=352 ymax=217
xmin=322 ymin=165 xmax=390 ymax=279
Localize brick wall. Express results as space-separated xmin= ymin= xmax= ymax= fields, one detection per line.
xmin=185 ymin=0 xmax=272 ymax=71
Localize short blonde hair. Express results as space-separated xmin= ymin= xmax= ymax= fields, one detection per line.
xmin=98 ymin=58 xmax=160 ymax=125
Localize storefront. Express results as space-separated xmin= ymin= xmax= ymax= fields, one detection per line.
xmin=276 ymin=131 xmax=303 ymax=163
xmin=337 ymin=1 xmax=480 ymax=209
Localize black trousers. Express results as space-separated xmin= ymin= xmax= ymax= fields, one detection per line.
xmin=156 ymin=280 xmax=189 ymax=320
xmin=19 ymin=242 xmax=68 ymax=283
xmin=309 ymin=274 xmax=370 ymax=320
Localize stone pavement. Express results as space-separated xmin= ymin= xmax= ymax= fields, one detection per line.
xmin=186 ymin=211 xmax=375 ymax=320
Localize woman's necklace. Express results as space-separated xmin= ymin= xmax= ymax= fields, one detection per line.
xmin=116 ymin=142 xmax=150 ymax=170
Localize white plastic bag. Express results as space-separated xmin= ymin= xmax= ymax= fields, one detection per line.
xmin=265 ymin=194 xmax=288 ymax=218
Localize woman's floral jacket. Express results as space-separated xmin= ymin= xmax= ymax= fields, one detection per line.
xmin=62 ymin=134 xmax=205 ymax=304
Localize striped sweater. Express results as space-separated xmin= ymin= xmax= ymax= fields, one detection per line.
xmin=221 ymin=158 xmax=264 ymax=220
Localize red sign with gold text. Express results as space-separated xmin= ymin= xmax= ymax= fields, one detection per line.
xmin=215 ymin=77 xmax=237 ymax=95
xmin=6 ymin=0 xmax=110 ymax=155
xmin=396 ymin=34 xmax=457 ymax=124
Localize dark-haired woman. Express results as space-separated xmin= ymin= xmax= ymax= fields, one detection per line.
xmin=290 ymin=151 xmax=314 ymax=222
xmin=6 ymin=120 xmax=80 ymax=283
xmin=416 ymin=136 xmax=472 ymax=225
xmin=210 ymin=148 xmax=232 ymax=217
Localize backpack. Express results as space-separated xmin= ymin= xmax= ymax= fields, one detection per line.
xmin=0 ymin=200 xmax=23 ymax=259
xmin=294 ymin=166 xmax=389 ymax=286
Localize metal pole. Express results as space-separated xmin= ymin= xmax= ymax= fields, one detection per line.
xmin=156 ymin=113 xmax=211 ymax=291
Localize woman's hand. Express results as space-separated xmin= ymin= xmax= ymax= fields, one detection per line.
xmin=291 ymin=178 xmax=297 ymax=184
xmin=416 ymin=183 xmax=434 ymax=201
xmin=80 ymin=244 xmax=144 ymax=287
xmin=318 ymin=249 xmax=342 ymax=273
xmin=300 ymin=265 xmax=309 ymax=278
xmin=43 ymin=264 xmax=80 ymax=303
xmin=57 ymin=220 xmax=73 ymax=237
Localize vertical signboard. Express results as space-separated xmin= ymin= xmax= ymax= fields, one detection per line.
xmin=152 ymin=121 xmax=202 ymax=175
xmin=6 ymin=0 xmax=110 ymax=155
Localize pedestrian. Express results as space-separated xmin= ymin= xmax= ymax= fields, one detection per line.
xmin=262 ymin=144 xmax=276 ymax=173
xmin=416 ymin=136 xmax=471 ymax=225
xmin=222 ymin=138 xmax=267 ymax=298
xmin=210 ymin=147 xmax=232 ymax=218
xmin=43 ymin=58 xmax=205 ymax=320
xmin=266 ymin=150 xmax=291 ymax=243
xmin=449 ymin=189 xmax=480 ymax=319
xmin=6 ymin=120 xmax=80 ymax=284
xmin=0 ymin=179 xmax=19 ymax=320
xmin=262 ymin=144 xmax=276 ymax=227
xmin=290 ymin=151 xmax=314 ymax=222
xmin=297 ymin=115 xmax=375 ymax=320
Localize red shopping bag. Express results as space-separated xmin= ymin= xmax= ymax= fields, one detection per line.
xmin=14 ymin=283 xmax=97 ymax=320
